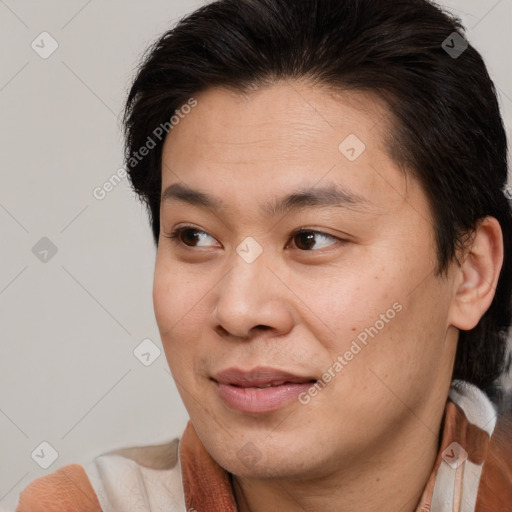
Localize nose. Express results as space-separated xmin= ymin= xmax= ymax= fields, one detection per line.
xmin=208 ymin=252 xmax=294 ymax=341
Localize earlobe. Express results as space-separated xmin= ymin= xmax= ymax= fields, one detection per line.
xmin=449 ymin=217 xmax=504 ymax=331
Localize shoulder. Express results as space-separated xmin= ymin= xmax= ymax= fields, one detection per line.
xmin=485 ymin=406 xmax=512 ymax=478
xmin=16 ymin=438 xmax=185 ymax=512
xmin=477 ymin=407 xmax=512 ymax=509
xmin=17 ymin=463 xmax=101 ymax=512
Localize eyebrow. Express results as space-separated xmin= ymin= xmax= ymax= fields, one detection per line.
xmin=161 ymin=182 xmax=376 ymax=217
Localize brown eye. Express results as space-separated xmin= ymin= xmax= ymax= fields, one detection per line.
xmin=180 ymin=228 xmax=201 ymax=246
xmin=165 ymin=226 xmax=342 ymax=252
xmin=166 ymin=227 xmax=218 ymax=247
xmin=290 ymin=229 xmax=339 ymax=251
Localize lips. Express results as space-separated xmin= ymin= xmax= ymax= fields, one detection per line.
xmin=214 ymin=367 xmax=316 ymax=386
xmin=212 ymin=367 xmax=317 ymax=413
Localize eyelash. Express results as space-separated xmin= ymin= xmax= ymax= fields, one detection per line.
xmin=164 ymin=225 xmax=344 ymax=252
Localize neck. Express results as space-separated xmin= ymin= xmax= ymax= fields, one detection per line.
xmin=232 ymin=416 xmax=441 ymax=512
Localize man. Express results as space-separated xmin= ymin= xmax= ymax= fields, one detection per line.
xmin=17 ymin=0 xmax=512 ymax=510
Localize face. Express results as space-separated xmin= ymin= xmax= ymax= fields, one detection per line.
xmin=153 ymin=82 xmax=460 ymax=480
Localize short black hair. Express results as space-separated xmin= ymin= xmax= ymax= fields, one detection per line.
xmin=123 ymin=0 xmax=512 ymax=397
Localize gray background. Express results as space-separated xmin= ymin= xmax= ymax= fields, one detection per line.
xmin=1 ymin=1 xmax=511 ymax=510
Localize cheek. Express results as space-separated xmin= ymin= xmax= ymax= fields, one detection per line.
xmin=153 ymin=253 xmax=198 ymax=331
xmin=327 ymin=271 xmax=452 ymax=414
xmin=153 ymin=254 xmax=211 ymax=375
xmin=152 ymin=256 xmax=192 ymax=361
xmin=152 ymin=258 xmax=175 ymax=333
xmin=298 ymin=262 xmax=402 ymax=354
xmin=312 ymin=241 xmax=444 ymax=372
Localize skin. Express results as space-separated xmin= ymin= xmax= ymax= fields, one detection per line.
xmin=153 ymin=82 xmax=503 ymax=511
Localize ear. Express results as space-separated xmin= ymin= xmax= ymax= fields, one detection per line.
xmin=449 ymin=217 xmax=504 ymax=331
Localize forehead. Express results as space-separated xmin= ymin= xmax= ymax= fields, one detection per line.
xmin=163 ymin=82 xmax=391 ymax=156
xmin=159 ymin=82 xmax=426 ymax=220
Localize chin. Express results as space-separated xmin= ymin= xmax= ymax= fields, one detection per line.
xmin=217 ymin=452 xmax=310 ymax=479
xmin=201 ymin=430 xmax=322 ymax=479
